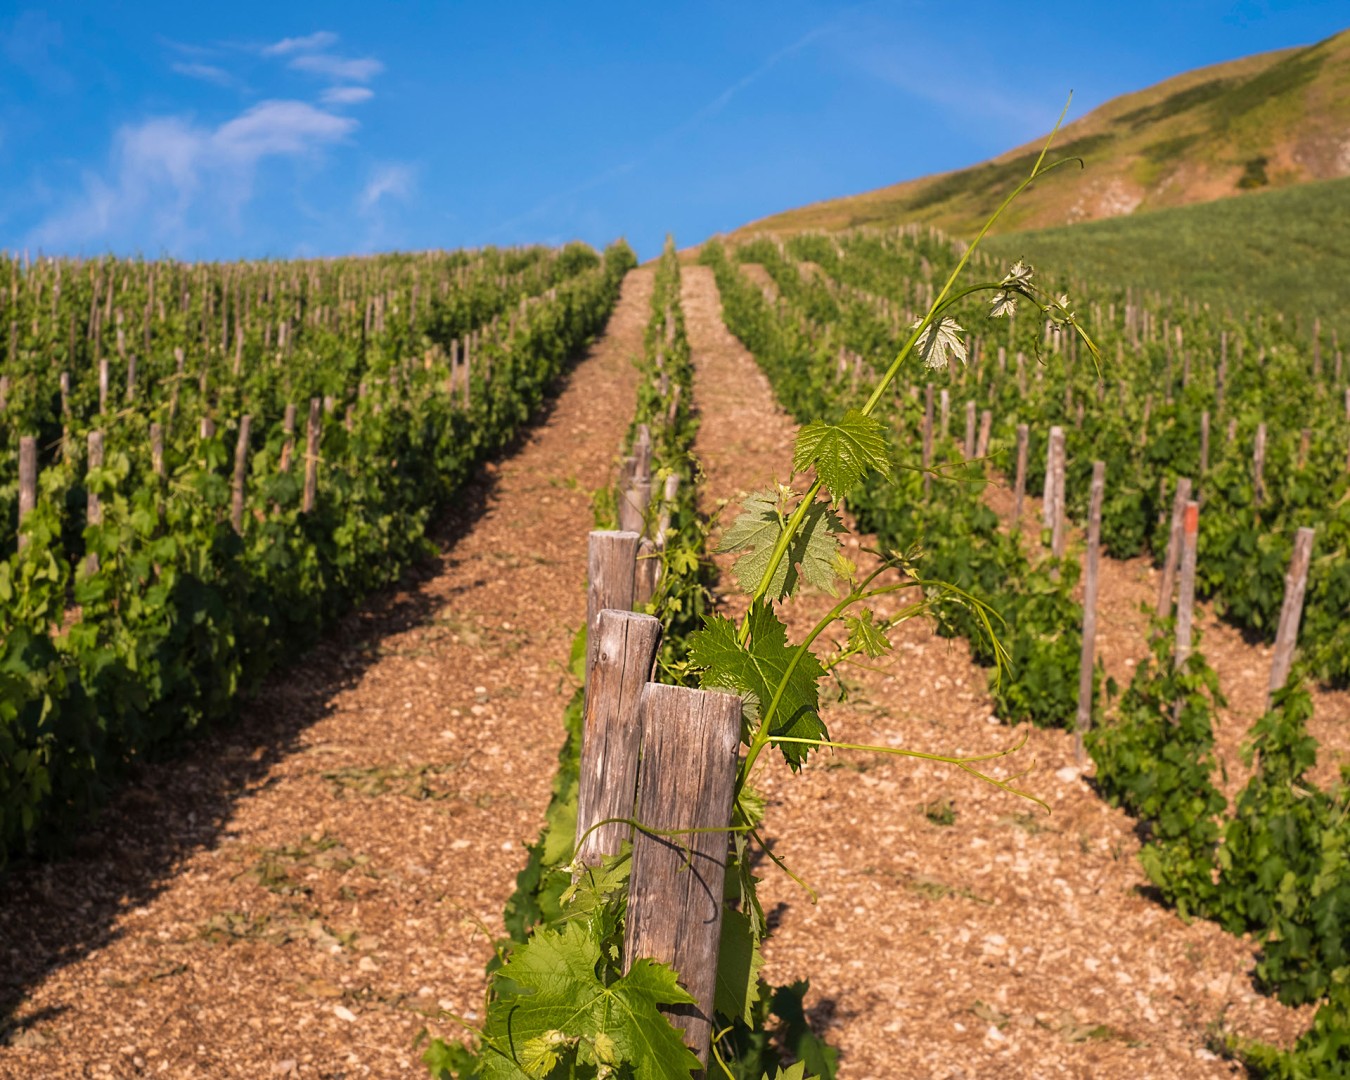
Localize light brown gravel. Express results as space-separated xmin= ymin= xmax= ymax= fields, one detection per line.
xmin=0 ymin=268 xmax=654 ymax=1079
xmin=681 ymin=263 xmax=1313 ymax=1079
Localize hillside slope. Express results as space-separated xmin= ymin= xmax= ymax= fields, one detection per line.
xmin=740 ymin=28 xmax=1350 ymax=238
xmin=984 ymin=174 xmax=1350 ymax=340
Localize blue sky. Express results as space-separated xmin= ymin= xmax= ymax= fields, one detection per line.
xmin=1 ymin=2 xmax=1345 ymax=262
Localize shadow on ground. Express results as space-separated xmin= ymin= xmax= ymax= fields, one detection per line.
xmin=0 ymin=365 xmax=584 ymax=1040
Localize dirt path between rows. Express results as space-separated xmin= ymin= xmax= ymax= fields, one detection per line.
xmin=681 ymin=264 xmax=1311 ymax=1079
xmin=0 ymin=268 xmax=654 ymax=1079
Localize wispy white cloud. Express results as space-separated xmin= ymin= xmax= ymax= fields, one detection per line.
xmin=30 ymin=100 xmax=357 ymax=251
xmin=360 ymin=163 xmax=415 ymax=211
xmin=322 ymin=85 xmax=374 ymax=105
xmin=289 ymin=52 xmax=383 ymax=83
xmin=171 ymin=61 xmax=235 ymax=88
xmin=262 ymin=30 xmax=338 ymax=57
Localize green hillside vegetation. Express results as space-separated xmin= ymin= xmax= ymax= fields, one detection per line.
xmin=739 ymin=27 xmax=1350 ymax=238
xmin=719 ymin=174 xmax=1350 ymax=346
xmin=984 ymin=175 xmax=1350 ymax=341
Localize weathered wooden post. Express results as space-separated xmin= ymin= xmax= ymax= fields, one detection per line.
xmin=231 ymin=415 xmax=251 ymax=534
xmin=1173 ymin=500 xmax=1200 ymax=671
xmin=624 ymin=683 xmax=741 ymax=1068
xmin=574 ymin=610 xmax=663 ymax=869
xmin=150 ymin=423 xmax=164 ymax=479
xmin=280 ymin=403 xmax=297 ymax=473
xmin=976 ymin=409 xmax=992 ymax=461
xmin=1156 ymin=477 xmax=1193 ymax=620
xmin=1199 ymin=410 xmax=1210 ymax=480
xmin=85 ymin=430 xmax=104 ymax=575
xmin=586 ymin=530 xmax=641 ymax=693
xmin=963 ymin=399 xmax=976 ymax=459
xmin=1046 ymin=426 xmax=1066 ymax=558
xmin=303 ymin=397 xmax=321 ymax=513
xmin=17 ymin=436 xmax=37 ymax=552
xmin=1266 ymin=527 xmax=1315 ymax=709
xmin=1075 ymin=461 xmax=1105 ymax=764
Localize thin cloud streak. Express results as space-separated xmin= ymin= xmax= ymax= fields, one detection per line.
xmin=477 ymin=19 xmax=839 ymax=242
xmin=290 ymin=53 xmax=383 ymax=83
xmin=262 ymin=31 xmax=338 ymax=56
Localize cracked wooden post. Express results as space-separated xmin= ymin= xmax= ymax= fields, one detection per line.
xmin=1266 ymin=527 xmax=1315 ymax=709
xmin=574 ymin=609 xmax=662 ymax=869
xmin=1075 ymin=460 xmax=1105 ymax=765
xmin=303 ymin=397 xmax=321 ymax=513
xmin=1012 ymin=423 xmax=1028 ymax=530
xmin=586 ymin=530 xmax=640 ymax=696
xmin=231 ymin=415 xmax=251 ymax=535
xmin=17 ymin=436 xmax=36 ymax=553
xmin=1155 ymin=477 xmax=1193 ymax=620
xmin=624 ymin=683 xmax=741 ymax=1069
xmin=1173 ymin=500 xmax=1200 ymax=672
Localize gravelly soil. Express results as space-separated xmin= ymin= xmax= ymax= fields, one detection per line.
xmin=681 ymin=263 xmax=1313 ymax=1080
xmin=0 ymin=268 xmax=654 ymax=1079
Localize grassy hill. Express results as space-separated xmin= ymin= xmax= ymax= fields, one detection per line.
xmin=738 ymin=28 xmax=1350 ymax=239
xmin=983 ymin=175 xmax=1350 ymax=341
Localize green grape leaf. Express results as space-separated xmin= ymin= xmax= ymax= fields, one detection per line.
xmin=718 ymin=491 xmax=843 ymax=600
xmin=715 ymin=907 xmax=765 ymax=1026
xmin=689 ymin=602 xmax=827 ymax=767
xmin=479 ymin=921 xmax=701 ymax=1080
xmin=792 ymin=409 xmax=890 ymax=500
xmin=844 ymin=610 xmax=892 ymax=659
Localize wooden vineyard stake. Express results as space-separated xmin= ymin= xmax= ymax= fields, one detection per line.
xmin=85 ymin=430 xmax=104 ymax=575
xmin=231 ymin=415 xmax=251 ymax=534
xmin=149 ymin=421 xmax=163 ymax=477
xmin=1013 ymin=423 xmax=1028 ymax=529
xmin=939 ymin=388 xmax=951 ymax=441
xmin=1075 ymin=460 xmax=1105 ymax=765
xmin=17 ymin=436 xmax=36 ymax=552
xmin=1298 ymin=428 xmax=1311 ymax=470
xmin=574 ymin=609 xmax=662 ymax=869
xmin=279 ymin=403 xmax=297 ymax=473
xmin=98 ymin=358 xmax=109 ymax=414
xmin=618 ymin=431 xmax=653 ymax=535
xmin=624 ymin=683 xmax=741 ymax=1068
xmin=1156 ymin=477 xmax=1193 ymax=620
xmin=1266 ymin=527 xmax=1316 ymax=709
xmin=963 ymin=399 xmax=976 ymax=459
xmin=200 ymin=416 xmax=215 ymax=440
xmin=585 ymin=530 xmax=641 ymax=695
xmin=1173 ymin=499 xmax=1200 ymax=675
xmin=303 ymin=397 xmax=321 ymax=513
xmin=976 ymin=409 xmax=992 ymax=460
xmin=1254 ymin=422 xmax=1267 ymax=507
xmin=1047 ymin=426 xmax=1066 ymax=559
